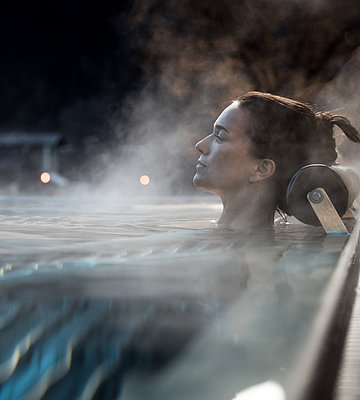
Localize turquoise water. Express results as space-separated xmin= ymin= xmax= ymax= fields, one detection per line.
xmin=0 ymin=196 xmax=349 ymax=400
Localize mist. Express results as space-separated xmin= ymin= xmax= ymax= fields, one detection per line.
xmin=1 ymin=3 xmax=360 ymax=398
xmin=316 ymin=47 xmax=360 ymax=169
xmin=86 ymin=0 xmax=360 ymax=200
xmin=1 ymin=0 xmax=359 ymax=198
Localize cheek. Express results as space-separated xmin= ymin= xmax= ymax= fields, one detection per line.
xmin=208 ymin=152 xmax=238 ymax=185
xmin=218 ymin=150 xmax=254 ymax=182
xmin=214 ymin=148 xmax=242 ymax=170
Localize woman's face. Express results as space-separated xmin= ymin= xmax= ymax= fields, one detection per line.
xmin=193 ymin=103 xmax=258 ymax=195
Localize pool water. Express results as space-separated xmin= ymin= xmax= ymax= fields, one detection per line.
xmin=0 ymin=195 xmax=351 ymax=400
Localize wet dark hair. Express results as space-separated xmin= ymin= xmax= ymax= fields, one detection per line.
xmin=236 ymin=91 xmax=360 ymax=213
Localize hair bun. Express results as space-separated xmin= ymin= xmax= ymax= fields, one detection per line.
xmin=316 ymin=112 xmax=360 ymax=143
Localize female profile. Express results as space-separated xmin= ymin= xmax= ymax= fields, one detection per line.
xmin=193 ymin=91 xmax=360 ymax=229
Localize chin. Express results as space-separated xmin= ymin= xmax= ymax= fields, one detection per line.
xmin=193 ymin=174 xmax=215 ymax=194
xmin=193 ymin=173 xmax=204 ymax=188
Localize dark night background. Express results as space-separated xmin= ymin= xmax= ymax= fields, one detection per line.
xmin=0 ymin=0 xmax=360 ymax=191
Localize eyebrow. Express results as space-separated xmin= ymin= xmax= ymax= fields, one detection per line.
xmin=214 ymin=124 xmax=231 ymax=135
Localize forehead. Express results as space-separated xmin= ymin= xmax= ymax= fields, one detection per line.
xmin=214 ymin=102 xmax=250 ymax=138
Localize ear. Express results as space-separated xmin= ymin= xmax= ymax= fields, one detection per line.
xmin=248 ymin=159 xmax=276 ymax=183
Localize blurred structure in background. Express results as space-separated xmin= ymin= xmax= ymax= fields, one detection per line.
xmin=0 ymin=132 xmax=68 ymax=192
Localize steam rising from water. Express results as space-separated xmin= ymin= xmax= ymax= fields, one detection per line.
xmin=90 ymin=1 xmax=360 ymax=201
xmin=316 ymin=47 xmax=360 ymax=170
xmin=94 ymin=93 xmax=218 ymax=198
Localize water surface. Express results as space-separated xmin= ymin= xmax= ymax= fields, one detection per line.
xmin=0 ymin=195 xmax=348 ymax=400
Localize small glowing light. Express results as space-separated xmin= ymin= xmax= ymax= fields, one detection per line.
xmin=140 ymin=175 xmax=150 ymax=185
xmin=40 ymin=172 xmax=51 ymax=184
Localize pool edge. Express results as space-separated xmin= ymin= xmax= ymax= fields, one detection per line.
xmin=289 ymin=219 xmax=360 ymax=400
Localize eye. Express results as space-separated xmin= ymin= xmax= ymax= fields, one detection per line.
xmin=214 ymin=133 xmax=225 ymax=143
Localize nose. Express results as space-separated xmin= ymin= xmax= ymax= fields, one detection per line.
xmin=195 ymin=135 xmax=210 ymax=155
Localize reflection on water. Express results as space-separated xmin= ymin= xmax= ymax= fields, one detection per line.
xmin=0 ymin=196 xmax=349 ymax=399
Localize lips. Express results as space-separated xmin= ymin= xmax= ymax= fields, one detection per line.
xmin=196 ymin=159 xmax=207 ymax=168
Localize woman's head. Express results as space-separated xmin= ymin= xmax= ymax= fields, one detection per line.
xmin=193 ymin=102 xmax=271 ymax=196
xmin=194 ymin=91 xmax=360 ymax=217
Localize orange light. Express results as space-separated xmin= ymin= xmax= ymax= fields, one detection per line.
xmin=139 ymin=175 xmax=150 ymax=185
xmin=40 ymin=171 xmax=51 ymax=184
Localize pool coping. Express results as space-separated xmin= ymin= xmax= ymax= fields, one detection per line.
xmin=289 ymin=218 xmax=360 ymax=400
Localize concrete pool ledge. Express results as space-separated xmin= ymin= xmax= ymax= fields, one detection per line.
xmin=289 ymin=218 xmax=360 ymax=400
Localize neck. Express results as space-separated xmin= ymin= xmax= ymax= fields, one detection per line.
xmin=217 ymin=185 xmax=276 ymax=230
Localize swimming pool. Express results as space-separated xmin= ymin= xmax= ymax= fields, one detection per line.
xmin=0 ymin=195 xmax=358 ymax=400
